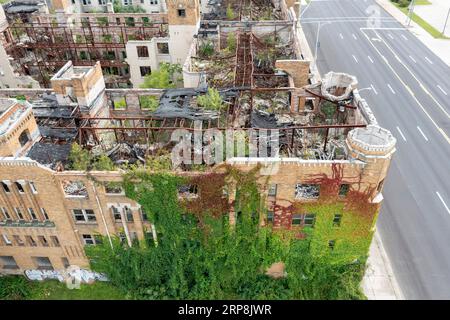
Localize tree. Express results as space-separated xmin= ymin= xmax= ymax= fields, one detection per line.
xmin=68 ymin=143 xmax=91 ymax=171
xmin=140 ymin=63 xmax=182 ymax=89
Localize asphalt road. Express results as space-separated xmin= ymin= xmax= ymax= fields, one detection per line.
xmin=301 ymin=0 xmax=450 ymax=299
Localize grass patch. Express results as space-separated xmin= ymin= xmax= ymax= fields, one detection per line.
xmin=392 ymin=1 xmax=449 ymax=39
xmin=0 ymin=276 xmax=126 ymax=300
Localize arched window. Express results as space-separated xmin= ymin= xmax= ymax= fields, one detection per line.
xmin=18 ymin=130 xmax=30 ymax=147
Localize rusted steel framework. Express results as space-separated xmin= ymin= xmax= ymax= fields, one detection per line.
xmin=5 ymin=19 xmax=168 ymax=87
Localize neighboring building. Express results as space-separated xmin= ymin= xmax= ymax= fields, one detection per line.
xmin=0 ymin=0 xmax=396 ymax=274
xmin=0 ymin=0 xmax=199 ymax=88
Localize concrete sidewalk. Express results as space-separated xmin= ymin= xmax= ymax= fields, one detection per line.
xmin=362 ymin=230 xmax=404 ymax=300
xmin=414 ymin=0 xmax=450 ymax=38
xmin=376 ymin=0 xmax=450 ymax=67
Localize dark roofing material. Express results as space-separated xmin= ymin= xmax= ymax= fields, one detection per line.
xmin=27 ymin=142 xmax=71 ymax=168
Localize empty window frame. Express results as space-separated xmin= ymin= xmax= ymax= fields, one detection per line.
xmin=38 ymin=236 xmax=49 ymax=247
xmin=150 ymin=0 xmax=158 ymax=4
xmin=140 ymin=66 xmax=152 ymax=77
xmin=104 ymin=183 xmax=123 ymax=195
xmin=13 ymin=235 xmax=24 ymax=246
xmin=268 ymin=184 xmax=277 ymax=197
xmin=15 ymin=208 xmax=24 ymax=221
xmin=33 ymin=257 xmax=53 ymax=270
xmin=82 ymin=0 xmax=91 ymax=5
xmin=1 ymin=181 xmax=10 ymax=193
xmin=2 ymin=234 xmax=12 ymax=246
xmin=41 ymin=208 xmax=50 ymax=220
xmin=82 ymin=234 xmax=95 ymax=245
xmin=51 ymin=236 xmax=60 ymax=247
xmin=0 ymin=256 xmax=19 ymax=270
xmin=72 ymin=209 xmax=96 ymax=223
xmin=29 ymin=181 xmax=38 ymax=193
xmin=178 ymin=9 xmax=186 ymax=17
xmin=1 ymin=207 xmax=11 ymax=220
xmin=98 ymin=0 xmax=106 ymax=4
xmin=157 ymin=42 xmax=169 ymax=54
xmin=62 ymin=257 xmax=70 ymax=268
xmin=18 ymin=130 xmax=30 ymax=147
xmin=62 ymin=181 xmax=88 ymax=197
xmin=136 ymin=46 xmax=149 ymax=58
xmin=339 ymin=184 xmax=349 ymax=197
xmin=26 ymin=236 xmax=37 ymax=247
xmin=267 ymin=211 xmax=274 ymax=224
xmin=112 ymin=97 xmax=127 ymax=110
xmin=333 ymin=214 xmax=342 ymax=227
xmin=295 ymin=184 xmax=320 ymax=199
xmin=328 ymin=240 xmax=336 ymax=250
xmin=304 ymin=214 xmax=316 ymax=227
xmin=111 ymin=206 xmax=122 ymax=222
xmin=28 ymin=208 xmax=38 ymax=221
xmin=125 ymin=206 xmax=134 ymax=222
xmin=292 ymin=214 xmax=302 ymax=226
xmin=15 ymin=182 xmax=25 ymax=193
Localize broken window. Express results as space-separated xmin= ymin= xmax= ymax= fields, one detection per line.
xmin=140 ymin=66 xmax=152 ymax=77
xmin=157 ymin=43 xmax=169 ymax=54
xmin=339 ymin=184 xmax=349 ymax=197
xmin=104 ymin=182 xmax=123 ymax=195
xmin=0 ymin=256 xmax=19 ymax=270
xmin=125 ymin=206 xmax=134 ymax=222
xmin=15 ymin=182 xmax=25 ymax=193
xmin=304 ymin=214 xmax=316 ymax=227
xmin=33 ymin=257 xmax=53 ymax=270
xmin=62 ymin=181 xmax=88 ymax=197
xmin=141 ymin=208 xmax=148 ymax=221
xmin=139 ymin=95 xmax=159 ymax=111
xmin=178 ymin=9 xmax=186 ymax=17
xmin=72 ymin=209 xmax=96 ymax=223
xmin=295 ymin=184 xmax=320 ymax=199
xmin=177 ymin=185 xmax=199 ymax=199
xmin=62 ymin=257 xmax=70 ymax=268
xmin=333 ymin=214 xmax=342 ymax=227
xmin=112 ymin=97 xmax=127 ymax=110
xmin=268 ymin=184 xmax=277 ymax=197
xmin=292 ymin=214 xmax=302 ymax=226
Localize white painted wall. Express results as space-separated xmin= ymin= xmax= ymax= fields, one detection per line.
xmin=168 ymin=23 xmax=199 ymax=65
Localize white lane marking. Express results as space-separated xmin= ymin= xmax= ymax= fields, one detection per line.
xmin=361 ymin=29 xmax=450 ymax=145
xmin=425 ymin=57 xmax=433 ymax=64
xmin=368 ymin=55 xmax=374 ymax=63
xmin=388 ymin=33 xmax=394 ymax=39
xmin=371 ymin=84 xmax=378 ymax=95
xmin=387 ymin=84 xmax=396 ymax=94
xmin=417 ymin=126 xmax=429 ymax=141
xmin=436 ymin=192 xmax=450 ymax=215
xmin=396 ymin=126 xmax=407 ymax=142
xmin=339 ymin=33 xmax=344 ymax=40
xmin=409 ymin=55 xmax=416 ymax=63
xmin=437 ymin=85 xmax=448 ymax=96
xmin=401 ymin=34 xmax=408 ymax=41
xmin=352 ymin=33 xmax=357 ymax=40
xmin=352 ymin=55 xmax=358 ymax=63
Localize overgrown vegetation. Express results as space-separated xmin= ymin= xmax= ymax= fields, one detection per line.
xmin=197 ymin=88 xmax=224 ymax=111
xmin=113 ymin=0 xmax=146 ymax=13
xmin=68 ymin=143 xmax=116 ymax=171
xmin=0 ymin=276 xmax=125 ymax=300
xmin=85 ymin=166 xmax=369 ymax=300
xmin=140 ymin=63 xmax=182 ymax=89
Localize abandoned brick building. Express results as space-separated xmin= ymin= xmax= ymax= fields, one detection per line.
xmin=0 ymin=0 xmax=396 ymax=273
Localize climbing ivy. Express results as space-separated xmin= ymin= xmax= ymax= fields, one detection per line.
xmin=86 ymin=164 xmax=368 ymax=299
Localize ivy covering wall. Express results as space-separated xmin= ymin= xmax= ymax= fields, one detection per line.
xmin=86 ymin=165 xmax=373 ymax=299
